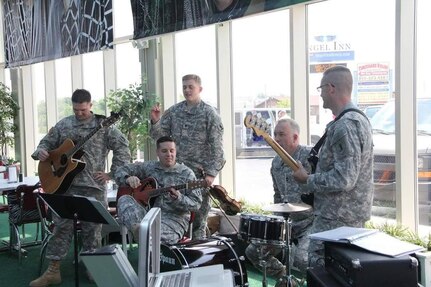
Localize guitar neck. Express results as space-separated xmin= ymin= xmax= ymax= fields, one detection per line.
xmin=150 ymin=183 xmax=189 ymax=197
xmin=262 ymin=134 xmax=299 ymax=171
xmin=68 ymin=123 xmax=104 ymax=157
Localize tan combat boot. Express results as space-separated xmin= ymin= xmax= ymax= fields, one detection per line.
xmin=29 ymin=260 xmax=61 ymax=287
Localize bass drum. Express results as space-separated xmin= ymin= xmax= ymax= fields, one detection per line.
xmin=160 ymin=236 xmax=248 ymax=287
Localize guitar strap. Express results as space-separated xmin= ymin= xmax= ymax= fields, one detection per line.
xmin=301 ymin=108 xmax=368 ymax=206
xmin=308 ymin=108 xmax=368 ymax=172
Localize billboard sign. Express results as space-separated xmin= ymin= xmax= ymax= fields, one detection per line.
xmin=356 ymin=62 xmax=391 ymax=104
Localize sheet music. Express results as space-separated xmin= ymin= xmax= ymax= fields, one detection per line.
xmin=309 ymin=226 xmax=379 ymax=243
xmin=309 ymin=226 xmax=425 ymax=257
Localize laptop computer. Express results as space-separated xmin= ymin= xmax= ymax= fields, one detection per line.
xmin=138 ymin=208 xmax=235 ymax=287
xmin=81 ymin=207 xmax=234 ymax=287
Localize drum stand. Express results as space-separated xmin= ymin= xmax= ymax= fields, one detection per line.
xmin=276 ymin=215 xmax=302 ymax=287
xmin=252 ymin=244 xmax=267 ymax=287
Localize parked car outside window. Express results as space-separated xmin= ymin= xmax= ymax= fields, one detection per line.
xmin=371 ymin=98 xmax=431 ymax=225
xmin=363 ymin=104 xmax=383 ymax=119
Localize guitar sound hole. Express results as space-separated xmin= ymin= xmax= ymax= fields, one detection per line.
xmin=60 ymin=154 xmax=68 ymax=165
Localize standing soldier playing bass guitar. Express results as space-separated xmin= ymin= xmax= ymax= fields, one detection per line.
xmin=114 ymin=136 xmax=203 ymax=244
xmin=30 ymin=89 xmax=130 ymax=287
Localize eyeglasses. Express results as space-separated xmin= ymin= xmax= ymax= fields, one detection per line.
xmin=316 ymin=83 xmax=334 ymax=93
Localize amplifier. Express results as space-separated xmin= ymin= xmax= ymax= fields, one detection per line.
xmin=325 ymin=242 xmax=418 ymax=287
xmin=307 ymin=266 xmax=343 ymax=287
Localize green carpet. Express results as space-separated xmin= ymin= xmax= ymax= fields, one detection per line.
xmin=0 ymin=212 xmax=305 ymax=287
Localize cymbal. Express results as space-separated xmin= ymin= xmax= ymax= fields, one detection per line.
xmin=263 ymin=202 xmax=312 ymax=213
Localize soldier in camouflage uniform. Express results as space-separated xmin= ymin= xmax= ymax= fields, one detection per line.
xmin=29 ymin=89 xmax=130 ymax=287
xmin=293 ymin=66 xmax=373 ymax=267
xmin=150 ymin=74 xmax=225 ymax=239
xmin=245 ymin=118 xmax=313 ymax=278
xmin=114 ymin=136 xmax=202 ymax=244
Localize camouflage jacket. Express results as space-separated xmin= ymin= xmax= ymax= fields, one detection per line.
xmin=32 ymin=113 xmax=130 ymax=192
xmin=305 ymin=102 xmax=374 ymax=223
xmin=150 ymin=100 xmax=225 ymax=177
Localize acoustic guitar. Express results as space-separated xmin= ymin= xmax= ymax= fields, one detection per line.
xmin=116 ymin=177 xmax=208 ymax=207
xmin=38 ymin=112 xmax=122 ymax=194
xmin=243 ymin=114 xmax=299 ymax=171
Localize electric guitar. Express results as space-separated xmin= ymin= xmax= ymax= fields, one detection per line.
xmin=116 ymin=177 xmax=208 ymax=207
xmin=38 ymin=112 xmax=122 ymax=194
xmin=243 ymin=114 xmax=299 ymax=171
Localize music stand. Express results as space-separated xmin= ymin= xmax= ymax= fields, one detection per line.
xmin=39 ymin=193 xmax=119 ymax=287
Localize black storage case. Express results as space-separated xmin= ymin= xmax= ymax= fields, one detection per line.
xmin=307 ymin=266 xmax=344 ymax=287
xmin=324 ymin=242 xmax=418 ymax=287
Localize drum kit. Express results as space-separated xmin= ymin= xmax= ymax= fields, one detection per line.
xmin=158 ymin=200 xmax=311 ymax=287
xmin=239 ymin=202 xmax=312 ymax=287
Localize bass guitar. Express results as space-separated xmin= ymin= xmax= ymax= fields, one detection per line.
xmin=38 ymin=112 xmax=122 ymax=194
xmin=243 ymin=114 xmax=299 ymax=171
xmin=116 ymin=177 xmax=208 ymax=207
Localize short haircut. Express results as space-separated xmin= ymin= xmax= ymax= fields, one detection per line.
xmin=323 ymin=65 xmax=353 ymax=94
xmin=182 ymin=74 xmax=202 ymax=85
xmin=156 ymin=136 xmax=176 ymax=149
xmin=277 ymin=118 xmax=300 ymax=134
xmin=71 ymin=89 xmax=91 ymax=103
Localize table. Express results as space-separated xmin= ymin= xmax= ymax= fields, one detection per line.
xmin=0 ymin=176 xmax=40 ymax=193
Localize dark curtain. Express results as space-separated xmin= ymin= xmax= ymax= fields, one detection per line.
xmin=130 ymin=0 xmax=309 ymax=40
xmin=3 ymin=0 xmax=113 ymax=68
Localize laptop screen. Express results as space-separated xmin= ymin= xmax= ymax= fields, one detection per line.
xmin=138 ymin=207 xmax=161 ymax=287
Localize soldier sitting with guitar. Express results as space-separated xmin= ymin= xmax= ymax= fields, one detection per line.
xmin=114 ymin=136 xmax=204 ymax=244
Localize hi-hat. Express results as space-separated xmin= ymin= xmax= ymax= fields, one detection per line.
xmin=263 ymin=202 xmax=312 ymax=213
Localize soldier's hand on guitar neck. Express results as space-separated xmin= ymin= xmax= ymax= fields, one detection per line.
xmin=205 ymin=174 xmax=215 ymax=187
xmin=126 ymin=176 xmax=141 ymax=188
xmin=167 ymin=188 xmax=180 ymax=200
xmin=292 ymin=161 xmax=309 ymax=184
xmin=37 ymin=149 xmax=50 ymax=161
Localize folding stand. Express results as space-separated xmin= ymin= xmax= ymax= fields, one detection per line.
xmin=39 ymin=193 xmax=119 ymax=287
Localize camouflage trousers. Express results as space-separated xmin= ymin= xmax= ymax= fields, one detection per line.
xmin=117 ymin=195 xmax=183 ymax=244
xmin=45 ymin=187 xmax=106 ymax=261
xmin=245 ymin=233 xmax=310 ymax=277
xmin=192 ymin=188 xmax=210 ymax=239
xmin=308 ymin=216 xmax=366 ymax=267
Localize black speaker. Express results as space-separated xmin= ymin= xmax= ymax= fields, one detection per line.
xmin=325 ymin=242 xmax=418 ymax=287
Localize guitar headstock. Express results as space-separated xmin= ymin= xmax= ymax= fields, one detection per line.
xmin=243 ymin=114 xmax=272 ymax=137
xmin=187 ymin=180 xmax=208 ymax=190
xmin=102 ymin=111 xmax=122 ymax=127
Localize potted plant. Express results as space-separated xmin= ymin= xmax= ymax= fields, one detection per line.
xmin=107 ymin=81 xmax=157 ymax=161
xmin=0 ymin=83 xmax=19 ymax=161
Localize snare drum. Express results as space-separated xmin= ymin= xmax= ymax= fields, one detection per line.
xmin=160 ymin=236 xmax=248 ymax=287
xmin=248 ymin=215 xmax=285 ymax=246
xmin=239 ymin=213 xmax=258 ymax=242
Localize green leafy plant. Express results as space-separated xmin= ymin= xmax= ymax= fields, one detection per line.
xmin=107 ymin=82 xmax=157 ymax=161
xmin=0 ymin=83 xmax=19 ymax=157
xmin=237 ymin=199 xmax=272 ymax=215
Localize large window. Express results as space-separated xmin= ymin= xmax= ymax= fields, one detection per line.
xmin=308 ymin=0 xmax=396 ymax=224
xmin=116 ymin=42 xmax=141 ymax=89
xmin=83 ymin=51 xmax=105 ymax=115
xmin=113 ymin=0 xmax=134 ymax=39
xmin=55 ymin=57 xmax=72 ymax=120
xmin=175 ymin=25 xmax=217 ymax=107
xmin=416 ymin=0 xmax=431 ymax=234
xmin=232 ymin=9 xmax=291 ymax=205
xmin=32 ymin=63 xmax=46 ymax=143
